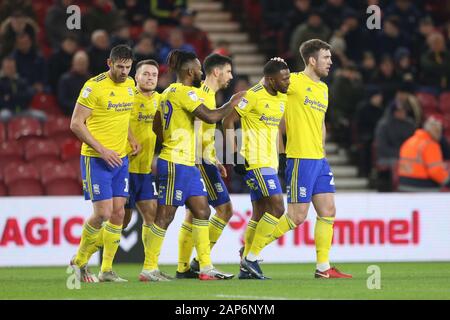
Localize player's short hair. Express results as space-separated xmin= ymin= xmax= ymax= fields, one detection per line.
xmin=109 ymin=44 xmax=134 ymax=62
xmin=167 ymin=49 xmax=198 ymax=73
xmin=203 ymin=53 xmax=232 ymax=75
xmin=136 ymin=59 xmax=159 ymax=72
xmin=263 ymin=60 xmax=289 ymax=76
xmin=299 ymin=39 xmax=331 ymax=66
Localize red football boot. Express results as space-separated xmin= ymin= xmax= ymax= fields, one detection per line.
xmin=315 ymin=267 xmax=353 ymax=279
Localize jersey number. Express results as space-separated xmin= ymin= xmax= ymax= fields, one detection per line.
xmin=200 ymin=179 xmax=207 ymax=192
xmin=163 ymin=100 xmax=173 ymax=130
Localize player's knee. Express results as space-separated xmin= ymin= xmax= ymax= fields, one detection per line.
xmin=195 ymin=206 xmax=211 ymax=220
xmin=322 ymin=204 xmax=336 ymax=218
xmin=272 ymin=203 xmax=285 ymax=218
xmin=290 ymin=213 xmax=306 ymax=226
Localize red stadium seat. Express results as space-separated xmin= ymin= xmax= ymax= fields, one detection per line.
xmin=439 ymin=92 xmax=450 ymax=113
xmin=24 ymin=139 xmax=60 ymax=168
xmin=30 ymin=93 xmax=62 ymax=116
xmin=0 ymin=122 xmax=5 ymax=142
xmin=61 ymin=138 xmax=81 ymax=161
xmin=0 ymin=141 xmax=24 ymax=168
xmin=4 ymin=163 xmax=43 ymax=196
xmin=416 ymin=92 xmax=439 ymax=114
xmin=41 ymin=162 xmax=81 ymax=195
xmin=67 ymin=157 xmax=82 ymax=185
xmin=7 ymin=117 xmax=43 ymax=143
xmin=44 ymin=116 xmax=74 ymax=145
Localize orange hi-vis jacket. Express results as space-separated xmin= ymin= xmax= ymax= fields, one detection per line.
xmin=398 ymin=129 xmax=450 ymax=190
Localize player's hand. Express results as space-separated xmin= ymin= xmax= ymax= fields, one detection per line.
xmin=233 ymin=151 xmax=247 ymax=176
xmin=217 ymin=162 xmax=227 ymax=178
xmin=278 ymin=153 xmax=287 ymax=178
xmin=100 ymin=148 xmax=123 ymax=168
xmin=129 ymin=140 xmax=141 ymax=156
xmin=271 ymin=57 xmax=286 ymax=63
xmin=229 ymin=91 xmax=246 ymax=106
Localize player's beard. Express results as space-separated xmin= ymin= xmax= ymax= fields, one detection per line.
xmin=192 ymin=76 xmax=202 ymax=88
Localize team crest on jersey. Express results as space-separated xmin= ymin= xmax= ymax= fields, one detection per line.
xmin=175 ymin=190 xmax=183 ymax=201
xmin=280 ymin=102 xmax=285 ymax=112
xmin=188 ymin=90 xmax=198 ymax=101
xmin=237 ymin=98 xmax=248 ymax=109
xmin=299 ymin=187 xmax=307 ymax=198
xmin=128 ymin=87 xmax=134 ymax=96
xmin=81 ymin=87 xmax=92 ymax=98
xmin=267 ymin=179 xmax=276 ymax=190
xmin=215 ymin=183 xmax=224 ymax=193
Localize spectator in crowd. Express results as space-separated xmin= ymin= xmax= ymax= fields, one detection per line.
xmin=0 ymin=10 xmax=38 ymax=58
xmin=359 ymin=51 xmax=377 ymax=84
xmin=329 ymin=63 xmax=364 ymax=147
xmin=261 ymin=0 xmax=294 ymax=31
xmin=11 ymin=32 xmax=46 ymax=93
xmin=87 ymin=30 xmax=111 ymax=75
xmin=159 ymin=28 xmax=195 ymax=64
xmin=133 ymin=34 xmax=160 ymax=64
xmin=115 ymin=0 xmax=149 ymax=26
xmin=48 ymin=34 xmax=79 ymax=93
xmin=149 ymin=0 xmax=186 ymax=25
xmin=0 ymin=0 xmax=35 ymax=23
xmin=110 ymin=22 xmax=134 ymax=48
xmin=373 ymin=55 xmax=402 ymax=103
xmin=385 ymin=0 xmax=422 ymax=36
xmin=0 ymin=56 xmax=34 ymax=121
xmin=374 ymin=99 xmax=416 ymax=191
xmin=375 ymin=97 xmax=416 ymax=168
xmin=283 ymin=0 xmax=311 ymax=45
xmin=375 ymin=16 xmax=411 ymax=60
xmin=83 ymin=0 xmax=123 ymax=36
xmin=420 ymin=32 xmax=450 ymax=92
xmin=398 ymin=115 xmax=450 ymax=191
xmin=289 ymin=10 xmax=330 ymax=70
xmin=319 ymin=0 xmax=353 ymax=30
xmin=394 ymin=47 xmax=417 ymax=84
xmin=353 ymin=89 xmax=385 ymax=176
xmin=57 ymin=51 xmax=90 ymax=116
xmin=338 ymin=11 xmax=365 ymax=63
xmin=412 ymin=16 xmax=436 ymax=59
xmin=45 ymin=0 xmax=80 ymax=49
xmin=142 ymin=17 xmax=166 ymax=53
xmin=178 ymin=9 xmax=212 ymax=63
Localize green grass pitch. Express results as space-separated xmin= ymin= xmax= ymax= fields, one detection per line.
xmin=1 ymin=262 xmax=449 ymax=300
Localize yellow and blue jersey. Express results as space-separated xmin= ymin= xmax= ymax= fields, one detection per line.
xmin=158 ymin=83 xmax=202 ymax=166
xmin=285 ymin=72 xmax=328 ymax=159
xmin=77 ymin=72 xmax=135 ymax=158
xmin=235 ymin=83 xmax=286 ymax=170
xmin=127 ymin=90 xmax=159 ymax=174
xmin=197 ymin=83 xmax=217 ymax=164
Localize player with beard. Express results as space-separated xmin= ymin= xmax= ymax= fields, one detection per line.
xmin=176 ymin=53 xmax=236 ymax=278
xmin=143 ymin=50 xmax=245 ymax=281
xmin=267 ymin=39 xmax=352 ymax=279
xmin=223 ymin=60 xmax=290 ymax=279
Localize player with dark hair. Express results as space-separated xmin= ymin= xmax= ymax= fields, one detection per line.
xmin=268 ymin=39 xmax=352 ymax=278
xmin=143 ymin=50 xmax=245 ymax=281
xmin=176 ymin=53 xmax=235 ymax=279
xmin=69 ymin=45 xmax=139 ymax=282
xmin=223 ymin=59 xmax=290 ymax=279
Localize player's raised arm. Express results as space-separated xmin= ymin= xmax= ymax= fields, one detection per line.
xmin=192 ymin=91 xmax=246 ymax=124
xmin=70 ymin=102 xmax=122 ymax=167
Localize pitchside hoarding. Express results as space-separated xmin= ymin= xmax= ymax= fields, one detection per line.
xmin=0 ymin=194 xmax=449 ymax=267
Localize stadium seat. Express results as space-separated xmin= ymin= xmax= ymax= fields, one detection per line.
xmin=416 ymin=92 xmax=439 ymax=115
xmin=67 ymin=157 xmax=82 ymax=185
xmin=4 ymin=163 xmax=43 ymax=196
xmin=0 ymin=122 xmax=5 ymax=142
xmin=439 ymin=92 xmax=450 ymax=113
xmin=44 ymin=116 xmax=74 ymax=145
xmin=41 ymin=162 xmax=81 ymax=195
xmin=7 ymin=117 xmax=43 ymax=144
xmin=0 ymin=140 xmax=24 ymax=168
xmin=0 ymin=169 xmax=6 ymax=196
xmin=61 ymin=138 xmax=81 ymax=161
xmin=30 ymin=93 xmax=62 ymax=116
xmin=24 ymin=139 xmax=60 ymax=168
